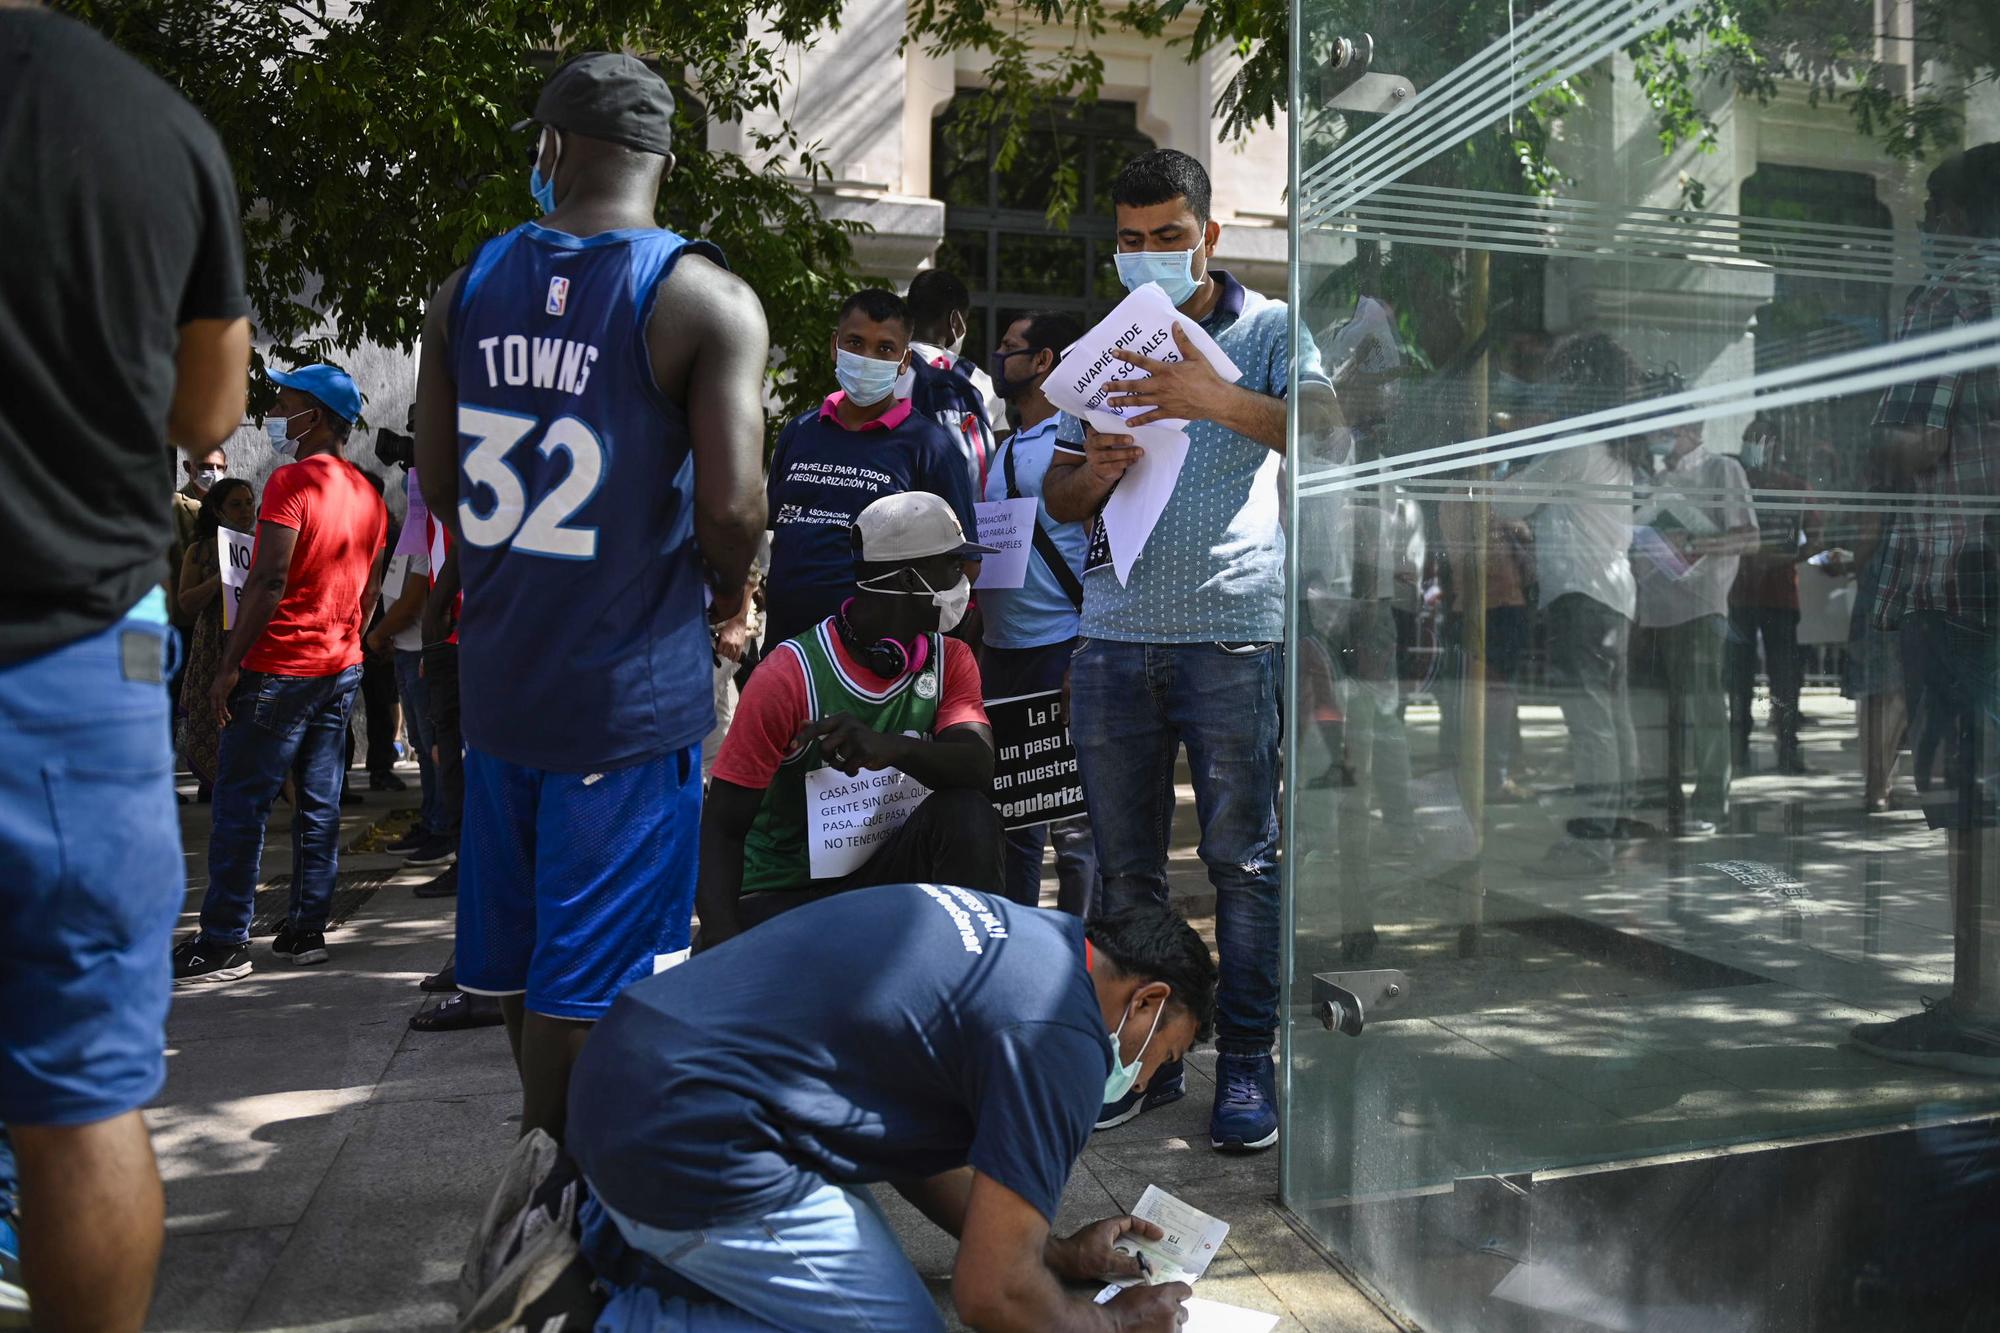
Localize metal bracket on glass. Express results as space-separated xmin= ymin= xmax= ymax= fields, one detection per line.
xmin=1317 ymin=34 xmax=1415 ymax=116
xmin=1313 ymin=968 xmax=1410 ymax=1036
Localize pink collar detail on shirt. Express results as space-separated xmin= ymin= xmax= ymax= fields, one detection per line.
xmin=820 ymin=391 xmax=913 ymax=432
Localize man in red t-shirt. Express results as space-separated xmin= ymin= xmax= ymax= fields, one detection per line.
xmin=697 ymin=492 xmax=1004 ymax=946
xmin=173 ymin=363 xmax=388 ymax=985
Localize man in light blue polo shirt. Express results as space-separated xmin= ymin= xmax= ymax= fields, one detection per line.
xmin=978 ymin=310 xmax=1099 ymax=916
xmin=1044 ymin=148 xmax=1337 ymax=1153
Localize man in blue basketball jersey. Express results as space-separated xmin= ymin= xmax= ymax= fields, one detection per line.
xmin=414 ymin=53 xmax=768 ymax=1142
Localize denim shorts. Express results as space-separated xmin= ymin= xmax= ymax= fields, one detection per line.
xmin=0 ymin=612 xmax=182 ymax=1125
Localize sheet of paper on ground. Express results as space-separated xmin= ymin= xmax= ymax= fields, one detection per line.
xmin=1091 ymin=1291 xmax=1280 ymax=1333
xmin=806 ymin=763 xmax=930 ymax=879
xmin=972 ymin=497 xmax=1037 ymax=589
xmin=984 ymin=690 xmax=1086 ymax=830
xmin=218 ymin=527 xmax=254 ymax=630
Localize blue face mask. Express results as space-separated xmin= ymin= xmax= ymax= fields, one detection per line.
xmin=1114 ymin=248 xmax=1202 ymax=307
xmin=835 ymin=348 xmax=903 ymax=407
xmin=264 ymin=410 xmax=307 ymax=458
xmin=529 ymin=127 xmax=560 ymax=214
xmin=1102 ymin=996 xmax=1164 ymax=1104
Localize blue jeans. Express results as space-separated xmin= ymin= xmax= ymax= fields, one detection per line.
xmin=589 ymin=1181 xmax=942 ymax=1331
xmin=1069 ymin=638 xmax=1282 ymax=1054
xmin=980 ymin=640 xmax=1100 ymax=916
xmin=1901 ymin=612 xmax=1999 ymax=831
xmin=393 ymin=648 xmax=442 ymax=835
xmin=0 ymin=608 xmax=181 ymax=1124
xmin=200 ymin=665 xmax=363 ymax=945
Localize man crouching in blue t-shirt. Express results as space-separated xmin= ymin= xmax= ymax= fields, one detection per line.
xmin=567 ymin=885 xmax=1214 ymax=1331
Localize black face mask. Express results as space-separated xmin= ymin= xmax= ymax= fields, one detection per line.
xmin=990 ymin=348 xmax=1044 ymax=400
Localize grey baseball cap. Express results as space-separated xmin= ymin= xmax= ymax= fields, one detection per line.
xmin=852 ymin=492 xmax=996 ymax=563
xmin=512 ymin=53 xmax=675 ymax=156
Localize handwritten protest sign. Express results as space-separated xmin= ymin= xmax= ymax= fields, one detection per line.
xmin=1042 ymin=281 xmax=1240 ymax=444
xmin=807 ymin=764 xmax=931 ymax=879
xmin=1042 ymin=283 xmax=1237 ymax=584
xmin=985 ymin=689 xmax=1086 ymax=830
xmin=218 ymin=528 xmax=254 ymax=631
xmin=972 ymin=498 xmax=1037 ymax=590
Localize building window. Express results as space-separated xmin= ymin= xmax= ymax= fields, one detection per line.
xmin=931 ymin=97 xmax=1157 ymax=364
xmin=1740 ymin=164 xmax=1892 ymax=497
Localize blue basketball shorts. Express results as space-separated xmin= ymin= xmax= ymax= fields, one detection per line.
xmin=457 ymin=742 xmax=701 ymax=1019
xmin=0 ymin=605 xmax=182 ymax=1126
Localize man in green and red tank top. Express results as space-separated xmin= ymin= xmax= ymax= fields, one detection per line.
xmin=699 ymin=492 xmax=1004 ymax=944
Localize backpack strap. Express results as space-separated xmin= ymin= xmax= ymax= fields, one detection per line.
xmin=1003 ymin=438 xmax=1085 ymax=612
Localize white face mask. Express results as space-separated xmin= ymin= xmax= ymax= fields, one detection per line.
xmin=929 ymin=574 xmax=971 ymax=633
xmin=1103 ymin=996 xmax=1164 ymax=1104
xmin=193 ymin=465 xmax=225 ymax=490
xmin=856 ymin=568 xmax=972 ymax=632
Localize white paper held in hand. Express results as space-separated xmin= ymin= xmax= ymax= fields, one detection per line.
xmin=1042 ymin=281 xmax=1241 ymax=432
xmin=217 ymin=528 xmax=254 ymax=631
xmin=971 ymin=497 xmax=1037 ymax=590
xmin=805 ymin=763 xmax=930 ymax=879
xmin=1100 ymin=434 xmax=1189 ymax=585
xmin=1089 ymin=1187 xmax=1275 ymax=1329
xmin=1041 ymin=283 xmax=1242 ymax=585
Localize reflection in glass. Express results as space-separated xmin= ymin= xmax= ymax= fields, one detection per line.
xmin=1283 ymin=0 xmax=2000 ymax=1325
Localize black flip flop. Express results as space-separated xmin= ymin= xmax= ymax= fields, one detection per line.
xmin=409 ymin=992 xmax=504 ymax=1032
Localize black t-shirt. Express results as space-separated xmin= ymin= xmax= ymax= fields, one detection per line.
xmin=0 ymin=10 xmax=248 ymax=663
xmin=568 ymin=884 xmax=1111 ymax=1231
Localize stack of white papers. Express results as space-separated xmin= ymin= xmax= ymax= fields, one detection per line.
xmin=1041 ymin=283 xmax=1242 ymax=585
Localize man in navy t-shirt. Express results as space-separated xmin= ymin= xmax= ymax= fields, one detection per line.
xmin=764 ymin=289 xmax=981 ymax=647
xmin=567 ymin=885 xmax=1214 ymax=1331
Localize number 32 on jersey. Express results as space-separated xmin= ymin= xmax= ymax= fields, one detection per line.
xmin=457 ymin=405 xmax=604 ymax=560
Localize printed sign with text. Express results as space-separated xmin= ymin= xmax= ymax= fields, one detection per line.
xmin=972 ymin=498 xmax=1037 ymax=590
xmin=985 ymin=689 xmax=1087 ymax=830
xmin=218 ymin=528 xmax=254 ymax=631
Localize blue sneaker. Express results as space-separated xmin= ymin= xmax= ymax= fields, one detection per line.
xmin=1 ymin=1213 xmax=26 ymax=1324
xmin=1094 ymin=1058 xmax=1186 ymax=1131
xmin=1210 ymin=1051 xmax=1279 ymax=1152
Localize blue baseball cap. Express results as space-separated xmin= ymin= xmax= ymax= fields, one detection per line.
xmin=268 ymin=363 xmax=362 ymax=424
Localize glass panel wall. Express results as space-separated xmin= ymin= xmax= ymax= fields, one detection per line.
xmin=1282 ymin=1 xmax=2000 ymax=1327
